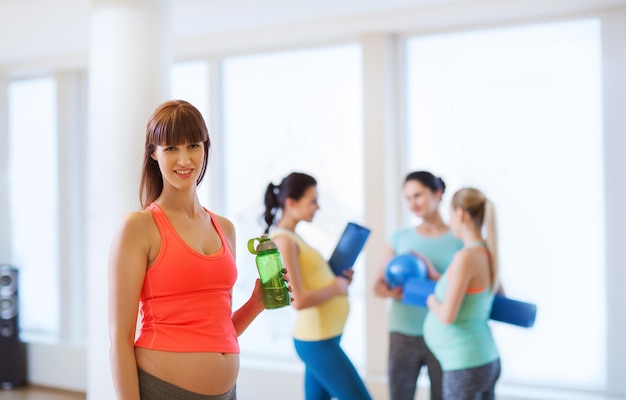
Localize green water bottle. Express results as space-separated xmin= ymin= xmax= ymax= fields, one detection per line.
xmin=247 ymin=234 xmax=291 ymax=309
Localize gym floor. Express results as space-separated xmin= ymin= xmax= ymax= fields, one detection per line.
xmin=0 ymin=386 xmax=85 ymax=400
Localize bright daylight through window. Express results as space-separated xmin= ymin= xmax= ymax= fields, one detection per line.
xmin=406 ymin=18 xmax=605 ymax=388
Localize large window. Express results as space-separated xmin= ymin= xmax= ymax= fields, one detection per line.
xmin=8 ymin=78 xmax=60 ymax=337
xmin=222 ymin=45 xmax=365 ymax=364
xmin=406 ymin=19 xmax=604 ymax=388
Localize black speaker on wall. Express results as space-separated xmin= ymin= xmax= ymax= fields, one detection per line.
xmin=0 ymin=265 xmax=27 ymax=389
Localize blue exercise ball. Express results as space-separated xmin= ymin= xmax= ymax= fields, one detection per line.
xmin=385 ymin=254 xmax=428 ymax=289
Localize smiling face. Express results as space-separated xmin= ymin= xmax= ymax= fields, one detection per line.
xmin=403 ymin=179 xmax=442 ymax=219
xmin=140 ymin=100 xmax=211 ymax=207
xmin=286 ymin=185 xmax=319 ymax=223
xmin=151 ymin=141 xmax=205 ymax=190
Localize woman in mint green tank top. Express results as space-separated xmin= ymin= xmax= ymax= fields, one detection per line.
xmin=373 ymin=171 xmax=462 ymax=400
xmin=424 ymin=187 xmax=502 ymax=400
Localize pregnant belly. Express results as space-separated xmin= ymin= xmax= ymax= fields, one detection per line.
xmin=135 ymin=347 xmax=239 ymax=395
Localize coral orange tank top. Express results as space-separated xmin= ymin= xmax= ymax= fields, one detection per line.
xmin=134 ymin=203 xmax=239 ymax=353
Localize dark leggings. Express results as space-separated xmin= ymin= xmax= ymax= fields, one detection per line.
xmin=294 ymin=335 xmax=372 ymax=400
xmin=442 ymin=359 xmax=501 ymax=400
xmin=388 ymin=332 xmax=443 ymax=400
xmin=137 ymin=369 xmax=236 ymax=400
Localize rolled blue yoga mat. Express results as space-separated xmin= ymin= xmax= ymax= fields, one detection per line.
xmin=328 ymin=222 xmax=371 ymax=276
xmin=403 ymin=277 xmax=537 ymax=328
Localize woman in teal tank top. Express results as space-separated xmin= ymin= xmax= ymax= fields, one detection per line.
xmin=424 ymin=187 xmax=502 ymax=400
xmin=373 ymin=171 xmax=462 ymax=400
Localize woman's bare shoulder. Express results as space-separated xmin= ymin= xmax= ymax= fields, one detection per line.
xmin=109 ymin=210 xmax=158 ymax=266
xmin=449 ymin=248 xmax=473 ymax=270
xmin=115 ymin=209 xmax=157 ymax=240
xmin=210 ymin=213 xmax=235 ymax=235
xmin=271 ymin=232 xmax=298 ymax=251
xmin=452 ymin=247 xmax=488 ymax=273
xmin=123 ymin=209 xmax=154 ymax=227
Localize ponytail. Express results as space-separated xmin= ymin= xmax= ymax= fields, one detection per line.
xmin=451 ymin=188 xmax=500 ymax=292
xmin=263 ymin=183 xmax=280 ymax=234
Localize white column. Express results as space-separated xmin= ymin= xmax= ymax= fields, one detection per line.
xmin=56 ymin=71 xmax=88 ymax=344
xmin=86 ymin=0 xmax=171 ymax=398
xmin=602 ymin=10 xmax=626 ymax=398
xmin=0 ymin=71 xmax=10 ymax=260
xmin=361 ymin=33 xmax=404 ymax=399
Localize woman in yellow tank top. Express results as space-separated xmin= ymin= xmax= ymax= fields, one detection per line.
xmin=263 ymin=172 xmax=372 ymax=400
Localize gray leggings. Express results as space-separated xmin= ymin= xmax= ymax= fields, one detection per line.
xmin=442 ymin=359 xmax=501 ymax=400
xmin=388 ymin=332 xmax=443 ymax=400
xmin=138 ymin=369 xmax=236 ymax=400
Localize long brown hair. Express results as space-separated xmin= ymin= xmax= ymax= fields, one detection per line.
xmin=139 ymin=100 xmax=210 ymax=207
xmin=451 ymin=187 xmax=499 ymax=292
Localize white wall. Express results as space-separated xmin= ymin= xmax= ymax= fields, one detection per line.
xmin=26 ymin=342 xmax=86 ymax=392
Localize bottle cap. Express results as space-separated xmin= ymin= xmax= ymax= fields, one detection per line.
xmin=247 ymin=234 xmax=278 ymax=254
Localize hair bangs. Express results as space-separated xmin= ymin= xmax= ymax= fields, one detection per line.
xmin=148 ymin=102 xmax=209 ymax=146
